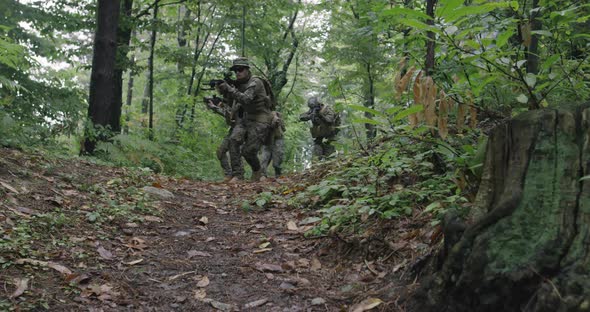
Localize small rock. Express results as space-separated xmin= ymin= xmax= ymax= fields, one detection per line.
xmin=279 ymin=282 xmax=296 ymax=290
xmin=142 ymin=186 xmax=174 ymax=199
xmin=311 ymin=297 xmax=326 ymax=305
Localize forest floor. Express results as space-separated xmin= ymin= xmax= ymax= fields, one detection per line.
xmin=0 ymin=147 xmax=436 ymax=312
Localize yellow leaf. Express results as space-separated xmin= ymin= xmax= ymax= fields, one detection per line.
xmin=350 ymin=297 xmax=383 ymax=312
xmin=196 ymin=276 xmax=210 ymax=288
xmin=259 ymin=242 xmax=271 ymax=249
xmin=287 ymin=221 xmax=298 ymax=231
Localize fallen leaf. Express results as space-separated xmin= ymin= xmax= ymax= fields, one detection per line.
xmin=210 ymin=299 xmax=238 ymax=312
xmin=311 ymin=257 xmax=322 ymax=271
xmin=123 ymin=259 xmax=143 ymax=265
xmin=97 ymin=246 xmax=114 ymax=260
xmin=258 ymin=242 xmax=271 ymax=249
xmin=168 ymin=271 xmax=197 ymax=281
xmin=15 ymin=258 xmax=72 ymax=275
xmin=123 ymin=237 xmax=148 ymax=250
xmin=198 ymin=216 xmax=209 ymax=225
xmin=0 ymin=180 xmax=19 ymax=194
xmin=255 ymin=263 xmax=283 ymax=273
xmin=350 ymin=298 xmax=383 ymax=312
xmin=244 ymin=298 xmax=268 ymax=309
xmin=194 ymin=288 xmax=207 ymax=300
xmin=196 ymin=276 xmax=210 ymax=288
xmin=286 ymin=221 xmax=298 ymax=231
xmin=10 ymin=278 xmax=29 ymax=298
xmin=187 ymin=250 xmax=212 ymax=258
xmin=143 ymin=215 xmax=163 ymax=222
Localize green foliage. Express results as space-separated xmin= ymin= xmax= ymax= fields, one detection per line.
xmin=297 ymin=127 xmax=479 ymax=235
xmin=95 ymin=134 xmax=210 ymax=179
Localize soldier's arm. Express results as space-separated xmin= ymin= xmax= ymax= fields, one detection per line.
xmin=319 ymin=106 xmax=336 ymax=123
xmin=206 ymin=102 xmax=225 ymax=117
xmin=224 ymin=79 xmax=259 ymax=106
xmin=299 ymin=110 xmax=312 ymax=121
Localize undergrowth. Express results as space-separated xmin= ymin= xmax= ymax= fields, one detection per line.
xmin=291 ymin=129 xmax=484 ymax=236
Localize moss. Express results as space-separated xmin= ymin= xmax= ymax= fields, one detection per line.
xmin=483 ymin=112 xmax=580 ymax=274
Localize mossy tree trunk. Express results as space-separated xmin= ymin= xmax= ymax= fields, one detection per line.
xmin=423 ymin=107 xmax=590 ymax=312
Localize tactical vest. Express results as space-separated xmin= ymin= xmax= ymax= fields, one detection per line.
xmin=236 ymin=77 xmax=272 ymax=124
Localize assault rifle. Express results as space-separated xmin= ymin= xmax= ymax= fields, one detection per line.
xmin=202 ymin=71 xmax=234 ymax=90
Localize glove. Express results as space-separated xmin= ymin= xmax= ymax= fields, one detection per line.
xmin=217 ymin=82 xmax=234 ymax=95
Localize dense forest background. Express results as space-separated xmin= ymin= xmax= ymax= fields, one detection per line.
xmin=1 ymin=0 xmax=589 ymax=218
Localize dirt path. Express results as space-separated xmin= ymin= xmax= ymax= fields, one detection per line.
xmin=0 ymin=148 xmax=426 ymax=311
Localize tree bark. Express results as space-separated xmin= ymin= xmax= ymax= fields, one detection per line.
xmin=421 ymin=106 xmax=590 ymax=312
xmin=424 ymin=0 xmax=437 ymax=76
xmin=147 ymin=0 xmax=159 ymax=140
xmin=83 ymin=0 xmax=121 ymax=154
xmin=115 ymin=0 xmax=134 ymax=135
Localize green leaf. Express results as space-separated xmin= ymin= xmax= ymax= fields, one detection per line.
xmin=531 ymin=30 xmax=552 ymax=37
xmin=424 ymin=201 xmax=442 ymax=213
xmin=445 ymin=2 xmax=513 ymax=22
xmin=540 ymin=55 xmax=560 ymax=70
xmin=393 ymin=105 xmax=424 ymax=121
xmin=524 ymin=73 xmax=536 ymax=87
xmin=398 ymin=18 xmax=439 ymax=34
xmin=516 ymin=94 xmax=528 ymax=103
xmin=349 ymin=104 xmax=384 ymax=117
xmin=495 ymin=29 xmax=514 ymax=48
xmin=381 ymin=7 xmax=430 ymax=20
xmin=351 ymin=117 xmax=382 ymax=126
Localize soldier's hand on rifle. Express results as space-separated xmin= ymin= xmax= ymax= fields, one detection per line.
xmin=217 ymin=82 xmax=234 ymax=95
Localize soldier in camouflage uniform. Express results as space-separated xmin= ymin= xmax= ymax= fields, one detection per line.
xmin=299 ymin=96 xmax=339 ymax=159
xmin=205 ymin=97 xmax=245 ymax=181
xmin=260 ymin=111 xmax=286 ymax=177
xmin=217 ymin=57 xmax=273 ymax=181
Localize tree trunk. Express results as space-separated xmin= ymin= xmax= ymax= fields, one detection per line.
xmin=83 ymin=0 xmax=121 ymax=154
xmin=421 ymin=106 xmax=590 ymax=312
xmin=424 ymin=0 xmax=437 ymax=76
xmin=114 ymin=0 xmax=134 ymax=135
xmin=147 ymin=0 xmax=159 ymax=140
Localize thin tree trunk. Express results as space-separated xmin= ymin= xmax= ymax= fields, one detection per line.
xmin=365 ymin=61 xmax=376 ymax=140
xmin=526 ymin=0 xmax=541 ymax=109
xmin=147 ymin=0 xmax=159 ymax=140
xmin=115 ymin=0 xmax=134 ymax=135
xmin=425 ymin=0 xmax=437 ymax=75
xmin=83 ymin=0 xmax=121 ymax=155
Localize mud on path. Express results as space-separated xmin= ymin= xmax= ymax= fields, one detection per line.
xmin=0 ymin=148 xmax=430 ymax=311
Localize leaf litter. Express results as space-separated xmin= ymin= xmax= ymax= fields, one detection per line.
xmin=0 ymin=147 xmax=436 ymax=311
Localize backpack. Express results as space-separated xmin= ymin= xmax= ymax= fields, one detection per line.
xmin=256 ymin=76 xmax=277 ymax=111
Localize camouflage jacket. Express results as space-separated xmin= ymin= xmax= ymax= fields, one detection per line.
xmin=299 ymin=104 xmax=338 ymax=138
xmin=224 ymin=74 xmax=272 ymax=124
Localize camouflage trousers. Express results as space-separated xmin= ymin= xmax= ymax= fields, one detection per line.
xmin=260 ymin=138 xmax=285 ymax=177
xmin=242 ymin=120 xmax=271 ymax=172
xmin=313 ymin=136 xmax=336 ymax=160
xmin=217 ymin=123 xmax=246 ymax=178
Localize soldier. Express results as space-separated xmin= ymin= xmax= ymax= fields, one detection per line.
xmin=260 ymin=111 xmax=286 ymax=177
xmin=299 ymin=96 xmax=340 ymax=159
xmin=217 ymin=57 xmax=273 ymax=181
xmin=205 ymin=95 xmax=245 ymax=181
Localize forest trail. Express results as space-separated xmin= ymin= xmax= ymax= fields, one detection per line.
xmin=0 ymin=148 xmax=427 ymax=311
